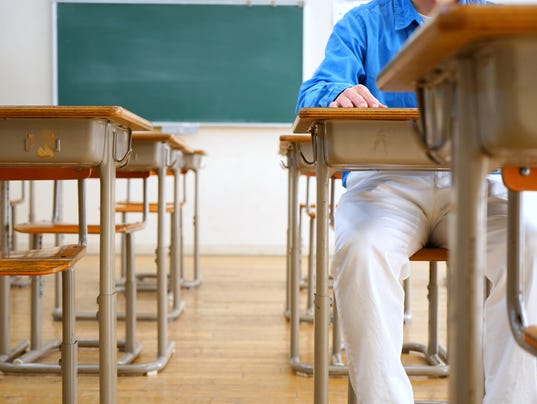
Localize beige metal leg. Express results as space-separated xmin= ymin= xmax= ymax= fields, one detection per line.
xmin=180 ymin=168 xmax=202 ymax=289
xmin=448 ymin=57 xmax=488 ymax=404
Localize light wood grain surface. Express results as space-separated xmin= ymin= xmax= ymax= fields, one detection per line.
xmin=1 ymin=254 xmax=448 ymax=403
xmin=0 ymin=106 xmax=153 ymax=131
xmin=377 ymin=4 xmax=537 ymax=91
xmin=293 ymin=108 xmax=419 ymax=133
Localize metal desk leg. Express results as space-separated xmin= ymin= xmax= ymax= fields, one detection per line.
xmin=449 ymin=57 xmax=488 ymax=403
xmin=98 ymin=123 xmax=118 ymax=404
xmin=314 ymin=123 xmax=334 ymax=404
xmin=289 ymin=142 xmax=301 ymax=369
xmin=169 ymin=166 xmax=185 ymax=317
xmin=180 ymin=167 xmax=201 ymax=289
xmin=156 ymin=159 xmax=175 ymax=367
xmin=192 ymin=168 xmax=200 ymax=285
xmin=285 ymin=153 xmax=292 ymax=316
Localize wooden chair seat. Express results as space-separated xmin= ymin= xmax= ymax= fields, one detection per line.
xmin=14 ymin=221 xmax=145 ymax=235
xmin=116 ymin=201 xmax=178 ymax=214
xmin=410 ymin=247 xmax=448 ymax=262
xmin=0 ymin=244 xmax=86 ymax=276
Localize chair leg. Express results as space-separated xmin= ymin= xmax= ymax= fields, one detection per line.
xmin=331 ymin=294 xmax=343 ymax=366
xmin=404 ymin=277 xmax=412 ymax=323
xmin=62 ymin=266 xmax=77 ymax=404
xmin=426 ymin=261 xmax=447 ymax=363
xmin=403 ymin=260 xmax=448 ymax=376
xmin=123 ymin=231 xmax=137 ymax=358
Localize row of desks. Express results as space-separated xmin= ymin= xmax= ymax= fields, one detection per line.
xmin=292 ymin=5 xmax=537 ymax=403
xmin=0 ymin=106 xmax=204 ymax=403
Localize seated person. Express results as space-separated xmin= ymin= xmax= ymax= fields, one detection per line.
xmin=296 ymin=0 xmax=537 ymax=402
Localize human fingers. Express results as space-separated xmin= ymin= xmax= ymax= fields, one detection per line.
xmin=329 ymin=85 xmax=387 ymax=108
xmin=353 ymin=84 xmax=387 ymax=108
xmin=331 ymin=87 xmax=368 ymax=107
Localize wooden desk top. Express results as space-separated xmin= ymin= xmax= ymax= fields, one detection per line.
xmin=132 ymin=131 xmax=194 ymax=152
xmin=0 ymin=106 xmax=153 ymax=131
xmin=131 ymin=131 xmax=206 ymax=156
xmin=280 ymin=134 xmax=311 ymax=143
xmin=377 ymin=5 xmax=537 ymax=91
xmin=292 ymin=108 xmax=418 ymax=133
xmin=279 ymin=134 xmax=312 ymax=156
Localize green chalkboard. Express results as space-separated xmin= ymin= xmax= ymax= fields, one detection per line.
xmin=56 ymin=2 xmax=303 ymax=124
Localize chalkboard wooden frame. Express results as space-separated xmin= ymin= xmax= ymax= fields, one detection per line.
xmin=52 ymin=1 xmax=303 ymax=125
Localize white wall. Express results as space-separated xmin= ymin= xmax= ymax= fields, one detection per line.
xmin=0 ymin=0 xmax=335 ymax=256
xmin=8 ymin=0 xmax=530 ymax=256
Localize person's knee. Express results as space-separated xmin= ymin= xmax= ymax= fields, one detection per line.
xmin=336 ymin=222 xmax=383 ymax=262
xmin=333 ymin=223 xmax=397 ymax=287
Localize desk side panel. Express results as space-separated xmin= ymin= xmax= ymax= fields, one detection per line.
xmin=181 ymin=154 xmax=202 ymax=171
xmin=323 ymin=120 xmax=445 ymax=169
xmin=0 ymin=119 xmax=108 ymax=166
xmin=120 ymin=140 xmax=166 ymax=172
xmin=476 ymin=38 xmax=537 ymax=162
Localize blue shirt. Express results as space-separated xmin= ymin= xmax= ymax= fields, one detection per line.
xmin=296 ymin=0 xmax=484 ymax=185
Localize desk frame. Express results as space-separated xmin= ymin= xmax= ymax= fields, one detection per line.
xmin=293 ymin=108 xmax=450 ymax=403
xmin=0 ymin=106 xmax=152 ymax=403
xmin=377 ymin=5 xmax=537 ymax=403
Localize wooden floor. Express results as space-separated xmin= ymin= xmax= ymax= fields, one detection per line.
xmin=1 ymin=254 xmax=448 ymax=403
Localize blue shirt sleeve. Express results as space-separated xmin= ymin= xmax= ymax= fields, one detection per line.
xmin=296 ymin=0 xmax=488 ymax=113
xmin=295 ymin=0 xmax=421 ymax=111
xmin=296 ymin=13 xmax=367 ymax=110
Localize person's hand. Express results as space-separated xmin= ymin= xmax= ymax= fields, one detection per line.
xmin=329 ymin=84 xmax=387 ymax=108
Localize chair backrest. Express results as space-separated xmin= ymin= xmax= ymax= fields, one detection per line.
xmin=502 ymin=166 xmax=537 ymax=191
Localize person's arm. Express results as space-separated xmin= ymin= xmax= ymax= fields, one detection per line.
xmin=296 ymin=12 xmax=386 ymax=110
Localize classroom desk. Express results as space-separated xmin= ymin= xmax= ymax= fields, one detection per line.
xmin=115 ymin=131 xmax=182 ymax=375
xmin=279 ymin=135 xmax=322 ymax=374
xmin=292 ymin=108 xmax=449 ymax=403
xmin=279 ymin=134 xmax=314 ymax=318
xmin=125 ymin=132 xmax=189 ymax=323
xmin=119 ymin=136 xmax=204 ymax=291
xmin=279 ymin=134 xmax=347 ymax=374
xmin=377 ymin=5 xmax=537 ymax=403
xmin=179 ymin=148 xmax=207 ymax=289
xmin=29 ymin=131 xmax=184 ymax=374
xmin=0 ymin=106 xmax=152 ymax=403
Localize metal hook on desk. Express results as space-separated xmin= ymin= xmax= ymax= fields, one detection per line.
xmin=299 ymin=148 xmax=315 ymax=166
xmin=301 ymin=124 xmax=319 ymax=165
xmin=113 ymin=128 xmax=132 ymax=168
xmin=413 ymin=80 xmax=454 ymax=165
xmin=165 ymin=147 xmax=177 ymax=169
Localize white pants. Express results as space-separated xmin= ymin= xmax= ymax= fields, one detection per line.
xmin=333 ymin=171 xmax=537 ymax=404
